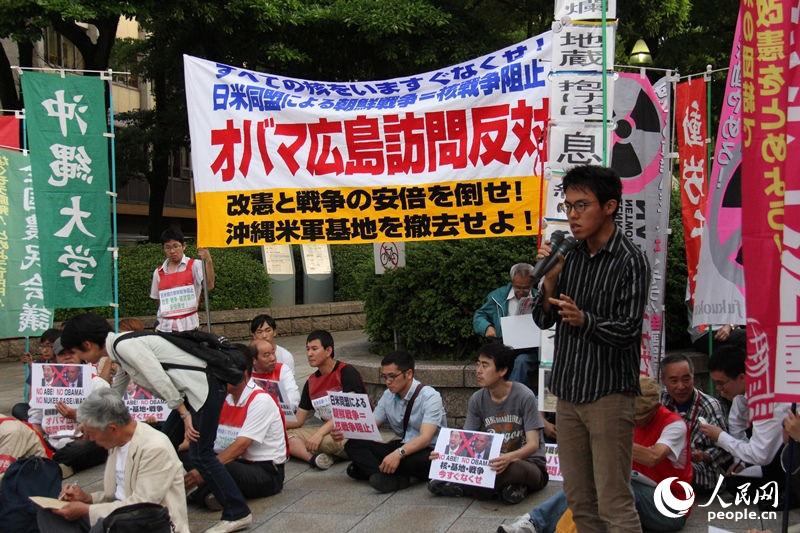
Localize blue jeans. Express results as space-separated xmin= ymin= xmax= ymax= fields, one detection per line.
xmin=509 ymin=352 xmax=537 ymax=388
xmin=528 ymin=490 xmax=569 ymax=533
xmin=162 ymin=374 xmax=250 ymax=521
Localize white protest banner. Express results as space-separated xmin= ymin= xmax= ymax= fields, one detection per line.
xmin=555 ymin=0 xmax=616 ymax=21
xmin=123 ymin=383 xmax=171 ymax=422
xmin=545 ymin=443 xmax=563 ymax=481
xmin=253 ymin=378 xmax=297 ymax=423
xmin=429 ymin=428 xmax=502 ymax=489
xmin=30 ymin=363 xmax=92 ymax=408
xmin=329 ymin=391 xmax=382 ymax=442
xmin=500 ymin=314 xmax=540 ymax=349
xmin=41 ymin=409 xmax=78 ymax=447
xmin=551 ymin=22 xmax=615 ymax=73
xmin=184 ymin=32 xmax=552 ymax=247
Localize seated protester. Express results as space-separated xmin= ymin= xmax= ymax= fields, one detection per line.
xmin=185 ymin=348 xmax=288 ymax=510
xmin=700 ymin=344 xmax=792 ymax=499
xmin=0 ymin=413 xmax=51 ymax=482
xmin=500 ymin=376 xmax=693 ymax=533
xmin=36 ymin=388 xmax=189 ymax=533
xmin=660 ymin=353 xmax=731 ymax=492
xmin=27 ymin=339 xmax=109 ymax=476
xmin=249 ymin=338 xmax=300 ymax=412
xmin=250 ymin=314 xmax=295 ymax=373
xmin=429 ymin=343 xmax=547 ymax=504
xmin=60 ymin=312 xmax=252 ymax=533
xmin=14 ymin=328 xmax=60 ymax=422
xmin=286 ymin=330 xmax=366 ymax=470
xmin=342 ymin=351 xmax=446 ymax=493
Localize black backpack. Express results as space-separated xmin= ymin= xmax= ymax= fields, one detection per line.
xmin=101 ymin=502 xmax=173 ymax=533
xmin=113 ymin=330 xmax=247 ymax=385
xmin=0 ymin=456 xmax=61 ymax=533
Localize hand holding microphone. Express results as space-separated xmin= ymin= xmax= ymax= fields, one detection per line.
xmin=533 ymin=230 xmax=578 ymax=286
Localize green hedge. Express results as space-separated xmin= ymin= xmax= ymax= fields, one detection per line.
xmin=363 ymin=237 xmax=537 ymax=359
xmin=331 ymin=244 xmax=375 ymax=301
xmin=55 ymin=244 xmax=271 ymax=321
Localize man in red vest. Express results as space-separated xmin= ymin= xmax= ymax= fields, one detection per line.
xmin=500 ymin=376 xmax=693 ymax=533
xmin=285 ymin=330 xmax=366 ymax=470
xmin=249 ymin=338 xmax=300 ymax=413
xmin=150 ymin=228 xmax=215 ymax=333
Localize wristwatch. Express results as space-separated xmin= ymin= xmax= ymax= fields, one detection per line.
xmin=398 ymin=447 xmax=407 ymax=458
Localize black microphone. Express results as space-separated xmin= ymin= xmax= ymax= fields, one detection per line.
xmin=532 ymin=232 xmax=579 ymax=285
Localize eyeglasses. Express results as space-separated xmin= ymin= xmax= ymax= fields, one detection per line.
xmin=163 ymin=243 xmax=183 ymax=251
xmin=380 ymin=372 xmax=406 ymax=382
xmin=563 ymin=200 xmax=597 ymax=214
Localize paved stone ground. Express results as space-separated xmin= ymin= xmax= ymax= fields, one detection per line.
xmin=2 ymin=329 xmax=796 ymax=532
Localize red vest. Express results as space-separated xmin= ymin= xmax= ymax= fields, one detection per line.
xmin=252 ymin=364 xmax=284 ymax=405
xmin=214 ymin=387 xmax=289 ymax=459
xmin=157 ymin=258 xmax=197 ymax=320
xmin=307 ymin=361 xmax=350 ymax=421
xmin=634 ymin=405 xmax=694 ymax=497
xmin=252 ymin=363 xmax=282 ymax=383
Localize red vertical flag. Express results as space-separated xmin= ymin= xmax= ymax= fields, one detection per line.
xmin=0 ymin=115 xmax=20 ymax=149
xmin=740 ymin=0 xmax=795 ymax=419
xmin=676 ymin=78 xmax=708 ymax=305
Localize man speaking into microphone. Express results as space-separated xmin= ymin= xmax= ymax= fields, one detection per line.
xmin=531 ymin=165 xmax=651 ymax=533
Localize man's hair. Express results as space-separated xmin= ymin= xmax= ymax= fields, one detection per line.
xmin=307 ymin=330 xmax=335 ymax=358
xmin=60 ymin=313 xmax=112 ymax=350
xmin=708 ymin=344 xmax=746 ymax=379
xmin=233 ymin=343 xmax=254 ymax=374
xmin=119 ymin=318 xmax=145 ymax=332
xmin=659 ymin=353 xmax=695 ymax=378
xmin=77 ymin=388 xmax=131 ymax=429
xmin=562 ymin=165 xmax=622 ymax=217
xmin=509 ymin=263 xmax=534 ymax=279
xmin=160 ymin=227 xmax=185 ymax=244
xmin=40 ymin=328 xmax=61 ymax=344
xmin=478 ymin=342 xmax=514 ymax=380
xmin=380 ymin=350 xmax=415 ymax=373
xmin=250 ymin=314 xmax=277 ymax=334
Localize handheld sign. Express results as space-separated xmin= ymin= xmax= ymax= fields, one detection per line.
xmin=328 ymin=391 xmax=382 ymax=442
xmin=253 ymin=378 xmax=297 ymax=423
xmin=123 ymin=383 xmax=171 ymax=422
xmin=30 ymin=363 xmax=92 ymax=409
xmin=429 ymin=428 xmax=503 ymax=489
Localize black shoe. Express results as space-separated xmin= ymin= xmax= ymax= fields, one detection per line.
xmin=346 ymin=462 xmax=369 ymax=481
xmin=499 ymin=484 xmax=529 ymax=504
xmin=369 ymin=473 xmax=411 ymax=493
xmin=427 ymin=480 xmax=464 ymax=497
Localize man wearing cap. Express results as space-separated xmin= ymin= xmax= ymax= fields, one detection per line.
xmin=27 ymin=339 xmax=109 ymax=476
xmin=500 ymin=376 xmax=692 ymax=533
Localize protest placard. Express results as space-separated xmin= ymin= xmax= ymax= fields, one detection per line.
xmin=500 ymin=314 xmax=540 ymax=349
xmin=429 ymin=428 xmax=502 ymax=489
xmin=328 ymin=391 xmax=382 ymax=442
xmin=545 ymin=443 xmax=563 ymax=481
xmin=122 ymin=382 xmax=171 ymax=422
xmin=253 ymin=377 xmax=297 ymax=423
xmin=30 ymin=363 xmax=92 ymax=408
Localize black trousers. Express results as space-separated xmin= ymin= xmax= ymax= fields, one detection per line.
xmin=37 ymin=509 xmax=101 ymax=532
xmin=185 ymin=457 xmax=285 ymax=500
xmin=344 ymin=439 xmax=432 ymax=479
xmin=53 ymin=438 xmax=107 ymax=472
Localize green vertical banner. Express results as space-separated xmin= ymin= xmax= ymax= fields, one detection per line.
xmin=0 ymin=148 xmax=53 ymax=338
xmin=21 ymin=73 xmax=111 ymax=308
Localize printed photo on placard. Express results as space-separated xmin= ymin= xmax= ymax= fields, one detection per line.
xmin=30 ymin=363 xmax=92 ymax=408
xmin=429 ymin=428 xmax=503 ymax=489
xmin=253 ymin=378 xmax=298 ymax=423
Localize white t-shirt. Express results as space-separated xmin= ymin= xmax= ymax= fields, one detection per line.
xmin=275 ymin=344 xmax=295 ymax=373
xmin=220 ymin=380 xmax=287 ymax=464
xmin=114 ymin=442 xmax=131 ymax=501
xmin=656 ymin=420 xmax=688 ymax=469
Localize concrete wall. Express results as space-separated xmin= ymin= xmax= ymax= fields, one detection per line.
xmin=0 ymin=301 xmax=365 ymax=361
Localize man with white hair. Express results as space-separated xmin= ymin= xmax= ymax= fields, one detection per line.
xmin=473 ymin=263 xmax=539 ymax=385
xmin=36 ymin=388 xmax=189 ymax=533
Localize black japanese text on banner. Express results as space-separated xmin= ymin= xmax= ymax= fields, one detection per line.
xmin=184 ymin=33 xmax=552 ymax=247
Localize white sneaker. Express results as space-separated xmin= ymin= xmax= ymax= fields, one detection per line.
xmin=497 ymin=514 xmax=537 ymax=533
xmin=204 ymin=513 xmax=253 ymax=533
xmin=310 ymin=452 xmax=334 ymax=470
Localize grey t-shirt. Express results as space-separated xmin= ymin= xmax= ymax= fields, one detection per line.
xmin=464 ymin=382 xmax=545 ymax=464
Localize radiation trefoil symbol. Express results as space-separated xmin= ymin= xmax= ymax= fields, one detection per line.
xmin=653 ymin=476 xmax=695 ymax=518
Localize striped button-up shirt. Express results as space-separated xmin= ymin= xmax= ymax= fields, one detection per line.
xmin=532 ymin=226 xmax=650 ymax=404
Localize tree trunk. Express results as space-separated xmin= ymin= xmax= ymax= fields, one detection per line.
xmin=147 ymin=67 xmax=169 ymax=242
xmin=0 ymin=44 xmax=20 ymax=110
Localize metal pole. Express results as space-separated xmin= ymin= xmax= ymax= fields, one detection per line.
xmin=106 ymin=71 xmax=120 ymax=332
xmin=704 ymin=65 xmax=714 ymax=390
xmin=202 ymin=260 xmax=212 ymax=333
xmin=781 ymin=403 xmax=796 ymax=533
xmin=601 ymin=0 xmax=608 ymax=166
